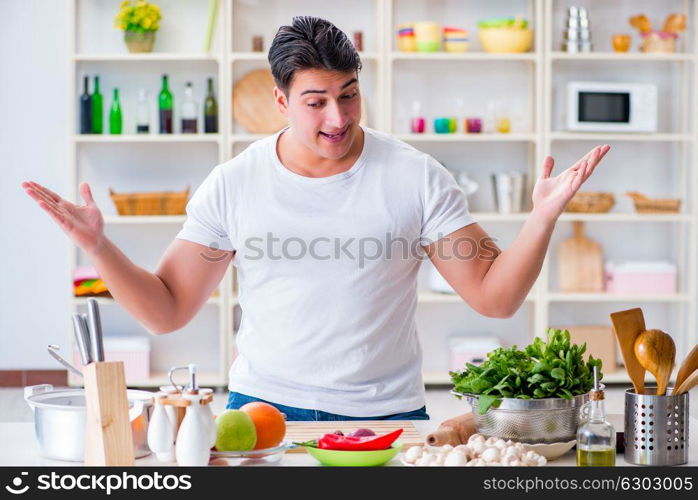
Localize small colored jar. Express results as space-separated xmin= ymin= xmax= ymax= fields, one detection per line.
xmin=434 ymin=118 xmax=451 ymax=134
xmin=465 ymin=117 xmax=482 ymax=133
xmin=414 ymin=21 xmax=441 ymax=52
xmin=447 ymin=117 xmax=457 ymax=133
xmin=411 ymin=117 xmax=426 ymax=133
xmin=397 ymin=23 xmax=417 ymax=52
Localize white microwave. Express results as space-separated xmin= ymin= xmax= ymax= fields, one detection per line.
xmin=566 ymin=81 xmax=657 ymax=132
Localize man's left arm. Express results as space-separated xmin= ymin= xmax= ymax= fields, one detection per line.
xmin=424 ymin=144 xmax=610 ymax=318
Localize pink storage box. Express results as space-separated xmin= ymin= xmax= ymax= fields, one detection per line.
xmin=74 ymin=337 xmax=150 ymax=381
xmin=605 ymin=261 xmax=676 ymax=295
xmin=449 ymin=336 xmax=501 ymax=372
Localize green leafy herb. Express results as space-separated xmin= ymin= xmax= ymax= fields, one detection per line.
xmin=450 ymin=328 xmax=602 ymax=414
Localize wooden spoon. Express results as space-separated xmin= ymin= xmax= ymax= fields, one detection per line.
xmin=610 ymin=308 xmax=647 ymax=394
xmin=672 ymin=345 xmax=698 ymax=395
xmin=634 ymin=329 xmax=675 ymax=396
xmin=673 ymin=369 xmax=698 ymax=395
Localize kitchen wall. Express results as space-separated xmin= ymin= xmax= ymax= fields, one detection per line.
xmin=0 ymin=0 xmax=70 ymax=369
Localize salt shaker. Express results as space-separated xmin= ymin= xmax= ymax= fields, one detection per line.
xmin=147 ymin=392 xmax=175 ymax=462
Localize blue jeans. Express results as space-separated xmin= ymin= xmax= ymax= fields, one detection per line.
xmin=226 ymin=391 xmax=430 ymax=421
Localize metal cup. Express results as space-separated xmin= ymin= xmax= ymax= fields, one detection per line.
xmin=624 ymin=388 xmax=689 ymax=465
xmin=491 ymin=172 xmax=526 ymax=213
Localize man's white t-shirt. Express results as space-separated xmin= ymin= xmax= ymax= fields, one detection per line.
xmin=176 ymin=126 xmax=475 ymax=416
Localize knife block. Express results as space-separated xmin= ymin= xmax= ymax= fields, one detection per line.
xmin=83 ymin=361 xmax=135 ymax=466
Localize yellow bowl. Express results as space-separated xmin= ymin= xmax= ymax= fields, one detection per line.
xmin=478 ymin=28 xmax=532 ymax=53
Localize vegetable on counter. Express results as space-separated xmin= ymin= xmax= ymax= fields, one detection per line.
xmin=450 ymin=328 xmax=602 ymax=414
xmin=295 ymin=428 xmax=403 ymax=451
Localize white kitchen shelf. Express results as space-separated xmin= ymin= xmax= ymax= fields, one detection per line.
xmin=73 ymin=134 xmax=221 ymax=143
xmin=418 ymin=291 xmax=535 ymax=303
xmin=550 ymin=132 xmax=694 ymax=142
xmin=550 ymin=51 xmax=693 ymax=62
xmin=73 ymin=53 xmax=220 ymax=62
xmin=547 ymin=293 xmax=692 ymax=303
xmin=391 ymin=52 xmax=536 ymax=61
xmin=230 ymin=51 xmax=379 ymax=62
xmin=103 ymin=215 xmax=186 ymax=224
xmin=72 ymin=296 xmax=222 ymax=306
xmin=472 ymin=212 xmax=691 ymax=222
xmin=230 ymin=133 xmax=270 ymax=143
xmin=394 ymin=133 xmax=536 ymax=142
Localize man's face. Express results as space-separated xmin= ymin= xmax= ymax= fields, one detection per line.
xmin=274 ymin=69 xmax=361 ymax=160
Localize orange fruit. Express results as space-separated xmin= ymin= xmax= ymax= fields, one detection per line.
xmin=240 ymin=402 xmax=286 ymax=450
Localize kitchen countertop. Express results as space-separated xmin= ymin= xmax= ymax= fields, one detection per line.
xmin=2 ymin=416 xmax=696 ymax=467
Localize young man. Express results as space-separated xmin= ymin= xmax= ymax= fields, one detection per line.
xmin=23 ymin=17 xmax=609 ymax=420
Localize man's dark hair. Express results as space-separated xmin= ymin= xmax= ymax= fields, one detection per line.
xmin=268 ymin=16 xmax=362 ymax=94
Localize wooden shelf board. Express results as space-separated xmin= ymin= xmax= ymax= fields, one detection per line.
xmin=395 ymin=133 xmax=536 ymax=142
xmin=73 ymin=134 xmax=221 ymax=143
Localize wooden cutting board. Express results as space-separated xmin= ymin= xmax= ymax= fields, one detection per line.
xmin=232 ymin=69 xmax=288 ymax=133
xmin=284 ymin=421 xmax=422 ymax=453
xmin=558 ymin=221 xmax=604 ymax=292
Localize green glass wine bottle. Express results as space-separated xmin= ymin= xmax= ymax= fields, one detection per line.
xmin=91 ymin=76 xmax=103 ymax=134
xmin=109 ymin=88 xmax=122 ymax=135
xmin=158 ymin=74 xmax=174 ymax=134
xmin=204 ymin=77 xmax=218 ymax=133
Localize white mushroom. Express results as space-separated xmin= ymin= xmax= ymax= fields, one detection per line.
xmin=485 ymin=436 xmax=499 ymax=446
xmin=500 ymin=454 xmax=520 ymax=466
xmin=480 ymin=446 xmax=502 ymax=463
xmin=439 ymin=444 xmax=454 ymax=453
xmin=454 ymin=444 xmax=473 ymax=460
xmin=509 ymin=459 xmax=522 ymax=466
xmin=444 ymin=452 xmax=468 ymax=466
xmin=493 ymin=439 xmax=507 ymax=450
xmin=404 ymin=446 xmax=423 ymax=464
xmin=504 ymin=445 xmax=522 ymax=458
xmin=468 ymin=434 xmax=485 ymax=445
xmin=435 ymin=453 xmax=447 ymax=466
xmin=470 ymin=440 xmax=487 ymax=456
xmin=536 ymin=455 xmax=547 ymax=466
xmin=415 ymin=453 xmax=434 ymax=466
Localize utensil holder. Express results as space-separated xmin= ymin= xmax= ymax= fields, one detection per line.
xmin=624 ymin=387 xmax=689 ymax=465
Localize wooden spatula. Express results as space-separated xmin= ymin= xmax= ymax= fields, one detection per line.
xmin=610 ymin=308 xmax=647 ymax=394
xmin=672 ymin=345 xmax=698 ymax=395
xmin=673 ymin=369 xmax=698 ymax=395
xmin=634 ymin=329 xmax=675 ymax=396
xmin=558 ymin=221 xmax=604 ymax=292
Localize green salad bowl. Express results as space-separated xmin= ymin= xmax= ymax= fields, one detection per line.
xmin=303 ymin=442 xmax=401 ymax=467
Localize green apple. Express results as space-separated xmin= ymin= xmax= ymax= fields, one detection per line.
xmin=215 ymin=410 xmax=257 ymax=451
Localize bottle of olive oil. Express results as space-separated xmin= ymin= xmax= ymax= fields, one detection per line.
xmin=577 ymin=366 xmax=616 ymax=466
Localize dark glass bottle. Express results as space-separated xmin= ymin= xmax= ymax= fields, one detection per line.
xmin=79 ymin=75 xmax=92 ymax=134
xmin=158 ymin=74 xmax=174 ymax=134
xmin=204 ymin=77 xmax=218 ymax=133
xmin=109 ymin=88 xmax=122 ymax=134
xmin=91 ymin=76 xmax=103 ymax=134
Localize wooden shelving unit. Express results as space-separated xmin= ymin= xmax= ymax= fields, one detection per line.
xmin=67 ymin=0 xmax=697 ymax=388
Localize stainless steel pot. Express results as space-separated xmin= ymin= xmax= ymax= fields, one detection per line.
xmin=24 ymin=384 xmax=154 ymax=462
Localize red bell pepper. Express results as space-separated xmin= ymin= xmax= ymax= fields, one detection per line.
xmin=317 ymin=428 xmax=403 ymax=451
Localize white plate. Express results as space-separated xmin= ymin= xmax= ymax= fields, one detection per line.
xmin=522 ymin=440 xmax=576 ymax=460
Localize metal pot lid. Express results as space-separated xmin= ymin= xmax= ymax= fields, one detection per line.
xmin=26 ymin=388 xmax=153 ymax=411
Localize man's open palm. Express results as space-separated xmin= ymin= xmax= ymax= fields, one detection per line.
xmin=532 ymin=144 xmax=610 ymax=221
xmin=22 ymin=181 xmax=104 ymax=255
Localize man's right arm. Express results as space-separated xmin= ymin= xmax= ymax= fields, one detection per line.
xmin=87 ymin=237 xmax=232 ymax=334
xmin=23 ymin=180 xmax=232 ymax=335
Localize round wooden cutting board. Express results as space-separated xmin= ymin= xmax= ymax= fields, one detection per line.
xmin=232 ymin=69 xmax=288 ymax=133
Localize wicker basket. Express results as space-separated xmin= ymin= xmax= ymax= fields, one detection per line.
xmin=124 ymin=30 xmax=155 ymax=53
xmin=565 ymin=191 xmax=615 ymax=213
xmin=626 ymin=191 xmax=681 ymax=214
xmin=109 ymin=187 xmax=189 ymax=216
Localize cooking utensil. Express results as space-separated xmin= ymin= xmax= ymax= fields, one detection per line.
xmin=24 ymin=384 xmax=153 ymax=462
xmin=673 ymin=345 xmax=698 ymax=395
xmin=86 ymin=297 xmax=105 ymax=362
xmin=71 ymin=313 xmax=92 ymax=365
xmin=673 ymin=369 xmax=698 ymax=394
xmin=610 ymin=308 xmax=647 ymax=394
xmin=232 ymin=69 xmax=287 ymax=133
xmin=624 ymin=387 xmax=688 ymax=465
xmin=558 ymin=221 xmax=604 ymax=292
xmin=453 ymin=391 xmax=589 ymax=444
xmin=634 ymin=329 xmax=675 ymax=396
xmin=46 ymin=345 xmax=83 ymax=378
